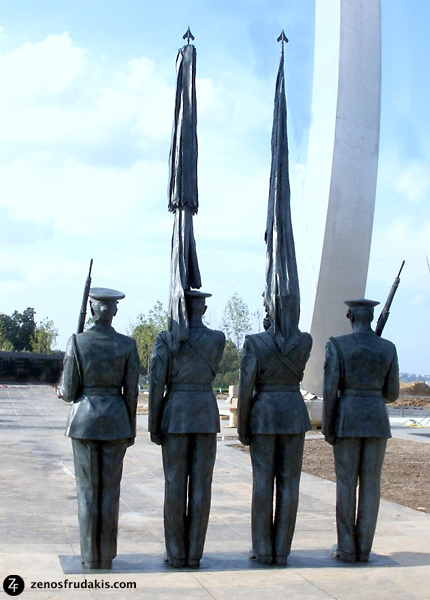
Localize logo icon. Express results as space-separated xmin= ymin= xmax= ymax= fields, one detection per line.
xmin=3 ymin=576 xmax=25 ymax=596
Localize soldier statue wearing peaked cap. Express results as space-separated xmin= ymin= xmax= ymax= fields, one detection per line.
xmin=323 ymin=299 xmax=399 ymax=563
xmin=149 ymin=290 xmax=225 ymax=568
xmin=60 ymin=288 xmax=140 ymax=570
xmin=238 ymin=313 xmax=312 ymax=565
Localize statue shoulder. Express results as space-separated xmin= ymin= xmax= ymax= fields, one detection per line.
xmin=299 ymin=331 xmax=312 ymax=350
xmin=206 ymin=325 xmax=224 ymax=335
xmin=213 ymin=329 xmax=226 ymax=343
xmin=153 ymin=330 xmax=170 ymax=351
xmin=115 ymin=331 xmax=139 ymax=349
xmin=200 ymin=327 xmax=226 ymax=352
xmin=377 ymin=335 xmax=397 ymax=355
xmin=328 ymin=333 xmax=350 ymax=349
xmin=243 ymin=331 xmax=263 ymax=346
xmin=243 ymin=330 xmax=273 ymax=353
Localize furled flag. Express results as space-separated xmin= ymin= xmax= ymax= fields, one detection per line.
xmin=264 ymin=32 xmax=301 ymax=354
xmin=167 ymin=29 xmax=202 ymax=350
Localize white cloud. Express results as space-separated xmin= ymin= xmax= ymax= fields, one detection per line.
xmin=393 ymin=159 xmax=430 ymax=204
xmin=369 ymin=217 xmax=430 ymax=289
xmin=0 ymin=32 xmax=179 ymax=236
xmin=0 ymin=32 xmax=87 ymax=102
xmin=0 ymin=157 xmax=167 ymax=231
xmin=410 ymin=294 xmax=427 ymax=306
xmin=0 ymin=28 xmax=306 ymax=350
xmin=0 ymin=34 xmax=175 ymax=165
xmin=196 ymin=66 xmax=272 ymax=136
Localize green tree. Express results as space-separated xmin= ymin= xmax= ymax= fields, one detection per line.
xmin=0 ymin=320 xmax=14 ymax=351
xmin=216 ymin=293 xmax=253 ymax=389
xmin=129 ymin=301 xmax=168 ymax=376
xmin=213 ymin=340 xmax=241 ymax=389
xmin=84 ymin=316 xmax=95 ymax=330
xmin=221 ymin=292 xmax=252 ymax=349
xmin=0 ymin=308 xmax=37 ymax=351
xmin=30 ymin=318 xmax=59 ymax=353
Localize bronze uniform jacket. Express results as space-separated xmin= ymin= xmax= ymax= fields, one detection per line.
xmin=323 ymin=331 xmax=399 ymax=439
xmin=238 ymin=330 xmax=312 ymax=437
xmin=61 ymin=323 xmax=140 ymax=442
xmin=148 ymin=327 xmax=225 ymax=435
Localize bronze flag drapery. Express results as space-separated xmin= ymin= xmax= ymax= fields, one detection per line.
xmin=168 ymin=38 xmax=202 ymax=350
xmin=264 ymin=39 xmax=301 ymax=353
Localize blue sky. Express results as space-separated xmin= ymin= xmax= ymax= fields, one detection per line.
xmin=0 ymin=1 xmax=429 ymax=374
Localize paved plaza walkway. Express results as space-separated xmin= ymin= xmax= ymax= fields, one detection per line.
xmin=0 ymin=385 xmax=429 ymax=599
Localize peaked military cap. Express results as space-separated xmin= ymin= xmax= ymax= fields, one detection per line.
xmin=184 ymin=290 xmax=212 ymax=299
xmin=344 ymin=299 xmax=379 ymax=309
xmin=89 ymin=287 xmax=125 ymax=302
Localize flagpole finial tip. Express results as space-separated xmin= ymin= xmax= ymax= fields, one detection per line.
xmin=277 ymin=30 xmax=289 ymax=44
xmin=183 ymin=27 xmax=195 ymax=44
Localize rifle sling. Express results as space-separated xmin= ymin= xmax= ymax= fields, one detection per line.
xmin=71 ymin=333 xmax=84 ymax=385
xmin=329 ymin=336 xmax=345 ymax=393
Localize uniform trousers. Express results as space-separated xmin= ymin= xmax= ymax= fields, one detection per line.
xmin=250 ymin=433 xmax=305 ymax=564
xmin=333 ymin=437 xmax=387 ymax=561
xmin=161 ymin=433 xmax=217 ymax=563
xmin=72 ymin=439 xmax=128 ymax=566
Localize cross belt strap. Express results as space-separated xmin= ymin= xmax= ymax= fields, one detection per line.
xmin=185 ymin=335 xmax=218 ymax=377
xmin=257 ymin=334 xmax=303 ymax=380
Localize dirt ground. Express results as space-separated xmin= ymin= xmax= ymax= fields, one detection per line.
xmin=302 ymin=436 xmax=430 ymax=514
xmin=302 ymin=388 xmax=430 ymax=514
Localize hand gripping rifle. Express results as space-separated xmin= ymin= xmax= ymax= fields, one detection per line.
xmin=76 ymin=259 xmax=93 ymax=334
xmin=374 ymin=260 xmax=405 ymax=337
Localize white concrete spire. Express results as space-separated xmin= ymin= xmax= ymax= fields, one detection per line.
xmin=302 ymin=0 xmax=382 ymax=397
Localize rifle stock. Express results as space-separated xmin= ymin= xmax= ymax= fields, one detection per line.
xmin=77 ymin=259 xmax=93 ymax=334
xmin=374 ymin=260 xmax=404 ymax=337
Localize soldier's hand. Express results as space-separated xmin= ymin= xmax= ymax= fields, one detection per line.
xmin=150 ymin=433 xmax=163 ymax=446
xmin=324 ymin=435 xmax=336 ymax=446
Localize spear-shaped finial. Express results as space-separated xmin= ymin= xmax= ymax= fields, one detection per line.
xmin=277 ymin=30 xmax=289 ymax=57
xmin=183 ymin=27 xmax=195 ymax=45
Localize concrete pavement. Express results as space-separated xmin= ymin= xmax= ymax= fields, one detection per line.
xmin=0 ymin=385 xmax=429 ymax=599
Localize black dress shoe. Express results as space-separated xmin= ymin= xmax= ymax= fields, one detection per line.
xmin=83 ymin=561 xmax=100 ymax=570
xmin=187 ymin=558 xmax=200 ymax=568
xmin=167 ymin=557 xmax=186 ymax=568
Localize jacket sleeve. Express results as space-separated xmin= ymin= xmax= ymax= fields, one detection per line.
xmin=123 ymin=339 xmax=140 ymax=438
xmin=322 ymin=339 xmax=341 ymax=438
xmin=383 ymin=344 xmax=400 ymax=403
xmin=60 ymin=336 xmax=81 ymax=402
xmin=148 ymin=333 xmax=170 ymax=435
xmin=237 ymin=336 xmax=258 ymax=439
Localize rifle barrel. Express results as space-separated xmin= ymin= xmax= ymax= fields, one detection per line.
xmin=374 ymin=260 xmax=404 ymax=337
xmin=77 ymin=259 xmax=93 ymax=334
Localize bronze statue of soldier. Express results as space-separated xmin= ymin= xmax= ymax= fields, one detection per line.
xmin=149 ymin=290 xmax=225 ymax=568
xmin=236 ymin=34 xmax=313 ymax=567
xmin=238 ymin=316 xmax=312 ymax=566
xmin=60 ymin=288 xmax=140 ymax=570
xmin=323 ymin=299 xmax=399 ymax=563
